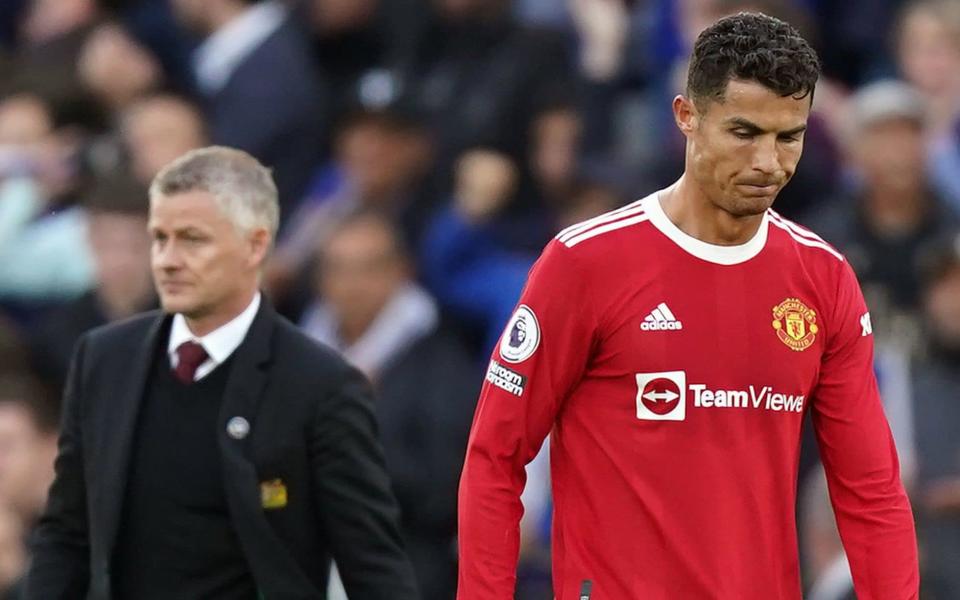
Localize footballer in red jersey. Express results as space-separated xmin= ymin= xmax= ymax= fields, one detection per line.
xmin=457 ymin=12 xmax=919 ymax=600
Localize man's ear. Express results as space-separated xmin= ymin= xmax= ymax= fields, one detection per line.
xmin=673 ymin=94 xmax=699 ymax=137
xmin=248 ymin=227 xmax=272 ymax=268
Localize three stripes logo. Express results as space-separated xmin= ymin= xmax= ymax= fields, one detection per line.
xmin=641 ymin=302 xmax=683 ymax=331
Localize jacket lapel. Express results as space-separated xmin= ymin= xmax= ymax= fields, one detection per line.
xmin=98 ymin=312 xmax=168 ymax=560
xmin=217 ymin=300 xmax=320 ymax=598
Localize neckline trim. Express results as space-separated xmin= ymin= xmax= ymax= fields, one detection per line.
xmin=644 ymin=191 xmax=769 ymax=265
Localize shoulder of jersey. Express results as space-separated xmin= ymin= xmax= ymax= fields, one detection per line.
xmin=766 ymin=209 xmax=845 ymax=263
xmin=553 ymin=193 xmax=654 ymax=251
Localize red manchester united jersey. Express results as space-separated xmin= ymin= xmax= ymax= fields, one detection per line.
xmin=457 ymin=191 xmax=918 ymax=599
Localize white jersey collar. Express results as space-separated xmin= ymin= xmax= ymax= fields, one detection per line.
xmin=644 ymin=190 xmax=769 ymax=265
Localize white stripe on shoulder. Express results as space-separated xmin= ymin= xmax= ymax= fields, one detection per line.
xmin=767 ymin=210 xmax=831 ymax=245
xmin=556 ymin=196 xmax=647 ymax=243
xmin=563 ymin=213 xmax=650 ymax=248
xmin=768 ymin=217 xmax=844 ymax=261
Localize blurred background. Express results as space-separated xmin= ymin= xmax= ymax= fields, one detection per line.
xmin=0 ymin=0 xmax=958 ymax=598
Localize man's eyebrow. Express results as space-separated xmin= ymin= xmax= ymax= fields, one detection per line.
xmin=726 ymin=117 xmax=765 ymax=132
xmin=726 ymin=117 xmax=807 ymax=136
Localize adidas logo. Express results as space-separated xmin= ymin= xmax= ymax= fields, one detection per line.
xmin=641 ymin=302 xmax=683 ymax=331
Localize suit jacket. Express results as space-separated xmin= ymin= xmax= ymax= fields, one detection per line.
xmin=24 ymin=300 xmax=420 ymax=599
xmin=205 ymin=16 xmax=328 ymax=219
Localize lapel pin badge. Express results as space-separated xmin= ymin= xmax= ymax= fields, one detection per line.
xmin=261 ymin=479 xmax=288 ymax=510
xmin=227 ymin=416 xmax=250 ymax=440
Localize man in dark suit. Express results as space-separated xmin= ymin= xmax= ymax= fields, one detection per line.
xmin=24 ymin=146 xmax=419 ymax=599
xmin=173 ymin=0 xmax=328 ymax=221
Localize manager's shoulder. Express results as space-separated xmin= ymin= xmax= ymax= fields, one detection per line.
xmin=83 ymin=309 xmax=164 ymax=348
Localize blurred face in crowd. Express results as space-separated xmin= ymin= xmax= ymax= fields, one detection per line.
xmin=853 ymin=118 xmax=925 ymax=197
xmin=319 ymin=217 xmax=409 ymax=342
xmin=674 ymin=79 xmax=810 ymax=218
xmin=0 ymin=94 xmax=53 ymax=172
xmin=0 ymin=402 xmax=56 ymax=523
xmin=454 ymin=149 xmax=517 ymax=221
xmin=78 ymin=23 xmax=162 ymax=111
xmin=88 ymin=211 xmax=153 ymax=318
xmin=122 ymin=97 xmax=207 ymax=184
xmin=925 ymin=263 xmax=960 ymax=349
xmin=170 ymin=0 xmax=214 ymax=33
xmin=531 ymin=107 xmax=582 ymax=196
xmin=0 ymin=95 xmax=51 ymax=148
xmin=336 ymin=117 xmax=429 ymax=204
xmin=149 ymin=191 xmax=270 ymax=334
xmin=309 ymin=0 xmax=378 ymax=34
xmin=0 ymin=95 xmax=77 ymax=200
xmin=898 ymin=5 xmax=960 ymax=97
xmin=21 ymin=0 xmax=97 ymax=44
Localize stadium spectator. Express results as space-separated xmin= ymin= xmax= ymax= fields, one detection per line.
xmin=911 ymin=232 xmax=960 ymax=597
xmin=422 ymin=146 xmax=619 ymax=352
xmin=30 ymin=174 xmax=155 ymax=391
xmin=397 ymin=0 xmax=573 ymax=180
xmin=303 ymin=210 xmax=477 ymax=598
xmin=0 ymin=373 xmax=58 ymax=529
xmin=266 ymin=107 xmax=433 ymax=313
xmin=0 ymin=93 xmax=94 ymax=307
xmin=0 ymin=372 xmax=59 ymax=598
xmin=76 ymin=21 xmax=164 ymax=113
xmin=171 ymin=0 xmax=329 ymax=219
xmin=7 ymin=0 xmax=104 ymax=129
xmin=896 ymin=0 xmax=960 ymax=138
xmin=804 ymin=80 xmax=958 ymax=319
xmin=896 ymin=0 xmax=960 ymax=215
xmin=305 ymin=0 xmax=429 ymax=125
xmin=118 ymin=93 xmax=208 ymax=184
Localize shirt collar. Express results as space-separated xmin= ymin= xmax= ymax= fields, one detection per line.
xmin=168 ymin=292 xmax=261 ymax=367
xmin=193 ymin=0 xmax=288 ymax=95
xmin=644 ymin=189 xmax=769 ymax=266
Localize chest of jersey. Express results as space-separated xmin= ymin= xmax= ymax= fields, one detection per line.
xmin=572 ymin=251 xmax=828 ymax=436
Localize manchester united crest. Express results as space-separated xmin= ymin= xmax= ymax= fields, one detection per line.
xmin=772 ymin=298 xmax=819 ymax=351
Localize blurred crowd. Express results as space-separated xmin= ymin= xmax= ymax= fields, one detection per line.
xmin=0 ymin=0 xmax=959 ymax=597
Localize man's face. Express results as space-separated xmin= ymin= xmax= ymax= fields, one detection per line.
xmin=675 ymin=79 xmax=810 ymax=218
xmin=149 ymin=191 xmax=267 ymax=321
xmin=853 ymin=119 xmax=925 ymax=196
xmin=319 ymin=220 xmax=407 ymax=338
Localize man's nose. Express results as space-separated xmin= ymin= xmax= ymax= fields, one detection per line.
xmin=751 ymin=137 xmax=781 ymax=176
xmin=154 ymin=241 xmax=182 ymax=270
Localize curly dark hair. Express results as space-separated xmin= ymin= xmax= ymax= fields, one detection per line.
xmin=687 ymin=12 xmax=821 ymax=109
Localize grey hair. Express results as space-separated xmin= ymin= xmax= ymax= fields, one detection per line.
xmin=149 ymin=146 xmax=280 ymax=240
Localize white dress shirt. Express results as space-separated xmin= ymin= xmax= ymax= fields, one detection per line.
xmin=167 ymin=292 xmax=261 ymax=381
xmin=193 ymin=0 xmax=288 ymax=96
